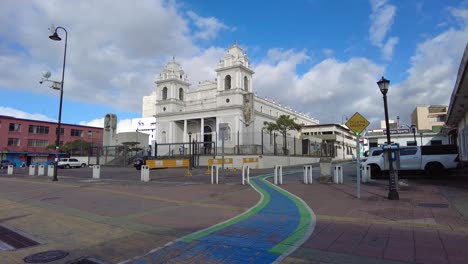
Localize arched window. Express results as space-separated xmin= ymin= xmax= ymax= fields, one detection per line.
xmin=225 ymin=75 xmax=231 ymax=90
xmin=179 ymin=88 xmax=184 ymax=100
xmin=260 ymin=106 xmax=263 ymax=112
xmin=244 ymin=76 xmax=248 ymax=91
xmin=161 ymin=131 xmax=167 ymax=143
xmin=162 ymin=87 xmax=168 ymax=100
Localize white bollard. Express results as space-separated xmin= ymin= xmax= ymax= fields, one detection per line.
xmin=274 ymin=165 xmax=283 ymax=185
xmin=38 ymin=165 xmax=45 ymax=176
xmin=274 ymin=166 xmax=278 ymax=185
xmin=339 ymin=166 xmax=343 ymax=184
xmin=242 ymin=165 xmax=250 ymax=185
xmin=304 ymin=165 xmax=313 ymax=184
xmin=7 ymin=165 xmax=13 ymax=175
xmin=366 ymin=165 xmax=371 ymax=181
xmin=334 ymin=166 xmax=343 ymax=184
xmin=29 ymin=165 xmax=36 ymax=176
xmin=47 ymin=165 xmax=54 ymax=177
xmin=211 ymin=165 xmax=218 ymax=184
xmin=93 ymin=165 xmax=100 ymax=179
xmin=141 ymin=165 xmax=150 ymax=182
xmin=361 ymin=166 xmax=369 ymax=183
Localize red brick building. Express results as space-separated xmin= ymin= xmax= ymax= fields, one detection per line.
xmin=0 ymin=115 xmax=103 ymax=166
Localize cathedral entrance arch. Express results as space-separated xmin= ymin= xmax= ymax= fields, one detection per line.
xmin=204 ymin=126 xmax=212 ymax=154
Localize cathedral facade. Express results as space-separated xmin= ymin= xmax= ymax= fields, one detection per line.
xmin=142 ymin=43 xmax=319 ymax=153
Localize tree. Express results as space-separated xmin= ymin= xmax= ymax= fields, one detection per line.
xmin=46 ymin=140 xmax=91 ymax=155
xmin=263 ymin=115 xmax=301 ymax=155
xmin=121 ymin=141 xmax=143 ymax=155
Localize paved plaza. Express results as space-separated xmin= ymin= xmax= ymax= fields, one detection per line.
xmin=0 ymin=163 xmax=467 ymax=263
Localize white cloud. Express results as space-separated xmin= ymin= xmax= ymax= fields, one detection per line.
xmin=187 ymin=11 xmax=232 ymax=40
xmin=449 ymin=7 xmax=468 ymax=26
xmin=0 ymin=0 xmax=202 ymax=113
xmin=382 ymin=36 xmax=399 ymax=60
xmin=0 ymin=107 xmax=55 ymax=122
xmin=323 ymin=48 xmax=334 ymax=57
xmin=253 ymin=49 xmax=385 ymax=125
xmin=369 ymin=0 xmax=398 ymax=60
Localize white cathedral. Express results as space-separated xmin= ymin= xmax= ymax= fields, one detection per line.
xmin=142 ymin=43 xmax=319 ymax=153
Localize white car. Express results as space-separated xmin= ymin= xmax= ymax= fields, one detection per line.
xmin=57 ymin=158 xmax=87 ymax=169
xmin=361 ymin=145 xmax=459 ymax=177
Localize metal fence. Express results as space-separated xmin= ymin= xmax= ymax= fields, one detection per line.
xmin=154 ymin=131 xmax=337 ymax=158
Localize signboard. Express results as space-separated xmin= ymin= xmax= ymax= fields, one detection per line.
xmin=131 ymin=117 xmax=156 ymax=131
xmin=345 ymin=112 xmax=370 ymax=135
xmin=383 ymin=128 xmax=410 ymax=135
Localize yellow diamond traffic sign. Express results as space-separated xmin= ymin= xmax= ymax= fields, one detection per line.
xmin=345 ymin=112 xmax=370 ymax=135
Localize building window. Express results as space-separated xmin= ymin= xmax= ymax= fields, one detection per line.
xmin=7 ymin=138 xmax=20 ymax=146
xmin=260 ymin=106 xmax=263 ymax=112
xmin=9 ymin=123 xmax=21 ymax=132
xmin=225 ymin=75 xmax=231 ymax=90
xmin=29 ymin=125 xmax=49 ymax=134
xmin=161 ymin=131 xmax=167 ymax=143
xmin=55 ymin=127 xmax=65 ymax=135
xmin=244 ymin=76 xmax=248 ymax=91
xmin=162 ymin=87 xmax=168 ymax=100
xmin=407 ymin=141 xmax=417 ymax=146
xmin=71 ymin=129 xmax=83 ymax=137
xmin=27 ymin=139 xmax=49 ymax=148
xmin=430 ymin=140 xmax=442 ymax=145
xmin=88 ymin=131 xmax=93 ymax=138
xmin=179 ymin=88 xmax=184 ymax=100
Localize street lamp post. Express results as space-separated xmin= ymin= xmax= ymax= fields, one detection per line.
xmin=411 ymin=125 xmax=417 ymax=145
xmin=377 ymin=76 xmax=399 ymax=200
xmin=49 ymin=26 xmax=68 ymax=182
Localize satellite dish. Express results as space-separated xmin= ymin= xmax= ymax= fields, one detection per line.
xmin=42 ymin=71 xmax=51 ymax=79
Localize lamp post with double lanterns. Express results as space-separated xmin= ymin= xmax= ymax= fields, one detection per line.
xmin=377 ymin=76 xmax=399 ymax=200
xmin=49 ymin=26 xmax=68 ymax=182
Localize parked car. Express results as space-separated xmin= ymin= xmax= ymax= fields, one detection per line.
xmin=361 ymin=145 xmax=459 ymax=177
xmin=134 ymin=157 xmax=145 ymax=170
xmin=57 ymin=158 xmax=87 ymax=169
xmin=0 ymin=160 xmax=15 ymax=169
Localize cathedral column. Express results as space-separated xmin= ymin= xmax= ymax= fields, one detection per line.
xmin=183 ymin=119 xmax=187 ymax=142
xmin=200 ymin=118 xmax=204 ymax=142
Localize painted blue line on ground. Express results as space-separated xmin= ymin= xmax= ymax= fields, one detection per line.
xmin=128 ymin=175 xmax=308 ymax=263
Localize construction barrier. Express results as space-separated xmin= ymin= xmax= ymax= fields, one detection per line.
xmin=47 ymin=165 xmax=54 ymax=177
xmin=7 ymin=165 xmax=13 ymax=175
xmin=274 ymin=165 xmax=283 ymax=185
xmin=211 ymin=165 xmax=219 ymax=184
xmin=38 ymin=165 xmax=45 ymax=176
xmin=361 ymin=165 xmax=370 ymax=183
xmin=334 ymin=165 xmax=343 ymax=184
xmin=242 ymin=157 xmax=259 ymax=169
xmin=29 ymin=165 xmax=36 ymax=176
xmin=206 ymin=158 xmax=234 ymax=174
xmin=304 ymin=165 xmax=313 ymax=184
xmin=145 ymin=159 xmax=192 ymax=176
xmin=242 ymin=165 xmax=250 ymax=185
xmin=141 ymin=165 xmax=150 ymax=182
xmin=93 ymin=165 xmax=100 ymax=179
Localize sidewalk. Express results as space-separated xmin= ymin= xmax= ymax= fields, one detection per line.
xmin=280 ymin=168 xmax=468 ymax=264
xmin=0 ymin=166 xmax=467 ymax=263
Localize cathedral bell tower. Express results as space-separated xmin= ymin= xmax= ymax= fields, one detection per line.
xmin=155 ymin=57 xmax=190 ymax=114
xmin=215 ymin=42 xmax=254 ymax=92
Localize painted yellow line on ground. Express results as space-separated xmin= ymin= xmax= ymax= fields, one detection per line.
xmin=317 ymin=214 xmax=468 ymax=232
xmin=0 ymin=177 xmax=247 ymax=212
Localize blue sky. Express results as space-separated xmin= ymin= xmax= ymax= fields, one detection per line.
xmin=0 ymin=0 xmax=467 ymax=131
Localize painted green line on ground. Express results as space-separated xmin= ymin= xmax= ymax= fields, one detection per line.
xmin=181 ymin=179 xmax=271 ymax=243
xmin=264 ymin=177 xmax=313 ymax=255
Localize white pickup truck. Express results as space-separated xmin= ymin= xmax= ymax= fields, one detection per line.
xmin=361 ymin=145 xmax=459 ymax=177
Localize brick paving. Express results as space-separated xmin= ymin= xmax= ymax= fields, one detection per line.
xmin=1 ymin=164 xmax=468 ymax=263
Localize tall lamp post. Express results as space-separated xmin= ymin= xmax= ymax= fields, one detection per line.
xmin=377 ymin=76 xmax=399 ymax=200
xmin=49 ymin=26 xmax=68 ymax=182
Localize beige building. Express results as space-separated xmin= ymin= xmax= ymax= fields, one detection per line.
xmin=411 ymin=105 xmax=447 ymax=132
xmin=300 ymin=124 xmax=357 ymax=160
